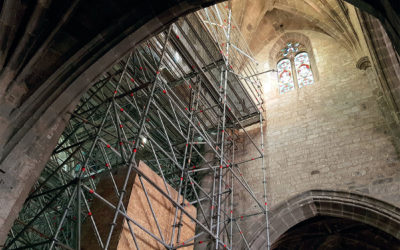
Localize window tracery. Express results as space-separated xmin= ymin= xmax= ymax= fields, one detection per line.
xmin=277 ymin=42 xmax=315 ymax=94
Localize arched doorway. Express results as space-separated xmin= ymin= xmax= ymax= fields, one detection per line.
xmin=1 ymin=0 xmax=400 ymax=246
xmin=249 ymin=190 xmax=400 ymax=249
xmin=273 ymin=215 xmax=400 ymax=249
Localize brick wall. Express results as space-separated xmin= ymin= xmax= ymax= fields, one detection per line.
xmin=81 ymin=161 xmax=196 ymax=249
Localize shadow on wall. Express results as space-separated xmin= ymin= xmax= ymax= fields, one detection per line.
xmin=272 ymin=215 xmax=400 ymax=249
xmin=0 ymin=0 xmax=400 ymax=246
xmin=248 ymin=190 xmax=400 ymax=249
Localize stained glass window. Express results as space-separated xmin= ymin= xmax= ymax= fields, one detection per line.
xmin=294 ymin=52 xmax=314 ymax=88
xmin=277 ymin=59 xmax=295 ymax=93
xmin=281 ymin=42 xmax=300 ymax=57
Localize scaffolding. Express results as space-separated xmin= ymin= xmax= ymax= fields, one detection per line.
xmin=4 ymin=3 xmax=270 ymax=250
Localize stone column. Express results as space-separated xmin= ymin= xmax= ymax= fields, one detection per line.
xmin=357 ymin=56 xmax=400 ymax=152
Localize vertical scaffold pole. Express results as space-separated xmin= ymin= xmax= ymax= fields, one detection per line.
xmin=215 ymin=4 xmax=232 ymax=249
xmin=104 ymin=26 xmax=173 ymax=250
xmin=259 ymin=99 xmax=270 ymax=250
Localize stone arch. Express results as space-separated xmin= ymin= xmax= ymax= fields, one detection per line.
xmin=269 ymin=32 xmax=319 ymax=82
xmin=1 ymin=0 xmax=400 ymax=245
xmin=272 ymin=2 xmax=359 ymax=55
xmin=248 ymin=190 xmax=400 ymax=249
xmin=345 ymin=0 xmax=400 ymax=56
xmin=0 ymin=0 xmax=224 ymax=243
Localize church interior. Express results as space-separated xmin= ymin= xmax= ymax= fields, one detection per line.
xmin=0 ymin=0 xmax=400 ymax=249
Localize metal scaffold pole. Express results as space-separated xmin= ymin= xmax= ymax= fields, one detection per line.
xmin=4 ymin=2 xmax=271 ymax=249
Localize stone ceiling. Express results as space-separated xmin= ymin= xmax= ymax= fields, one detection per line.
xmin=229 ymin=0 xmax=361 ymax=60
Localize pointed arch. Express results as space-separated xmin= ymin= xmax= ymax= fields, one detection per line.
xmin=247 ymin=190 xmax=400 ymax=249
xmin=269 ymin=32 xmax=319 ymax=82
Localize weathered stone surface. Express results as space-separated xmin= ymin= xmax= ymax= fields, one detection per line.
xmin=1 ymin=0 xmax=400 ymax=247
xmin=248 ymin=190 xmax=400 ymax=248
xmin=0 ymin=1 xmax=221 ymax=244
xmin=233 ymin=24 xmax=400 ymax=247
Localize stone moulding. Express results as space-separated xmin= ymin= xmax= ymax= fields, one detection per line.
xmin=248 ymin=189 xmax=400 ymax=248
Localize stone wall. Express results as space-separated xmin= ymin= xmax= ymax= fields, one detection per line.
xmin=0 ymin=1 xmax=221 ymax=244
xmin=232 ymin=30 xmax=400 ymax=246
xmin=264 ymin=30 xmax=400 ymax=206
